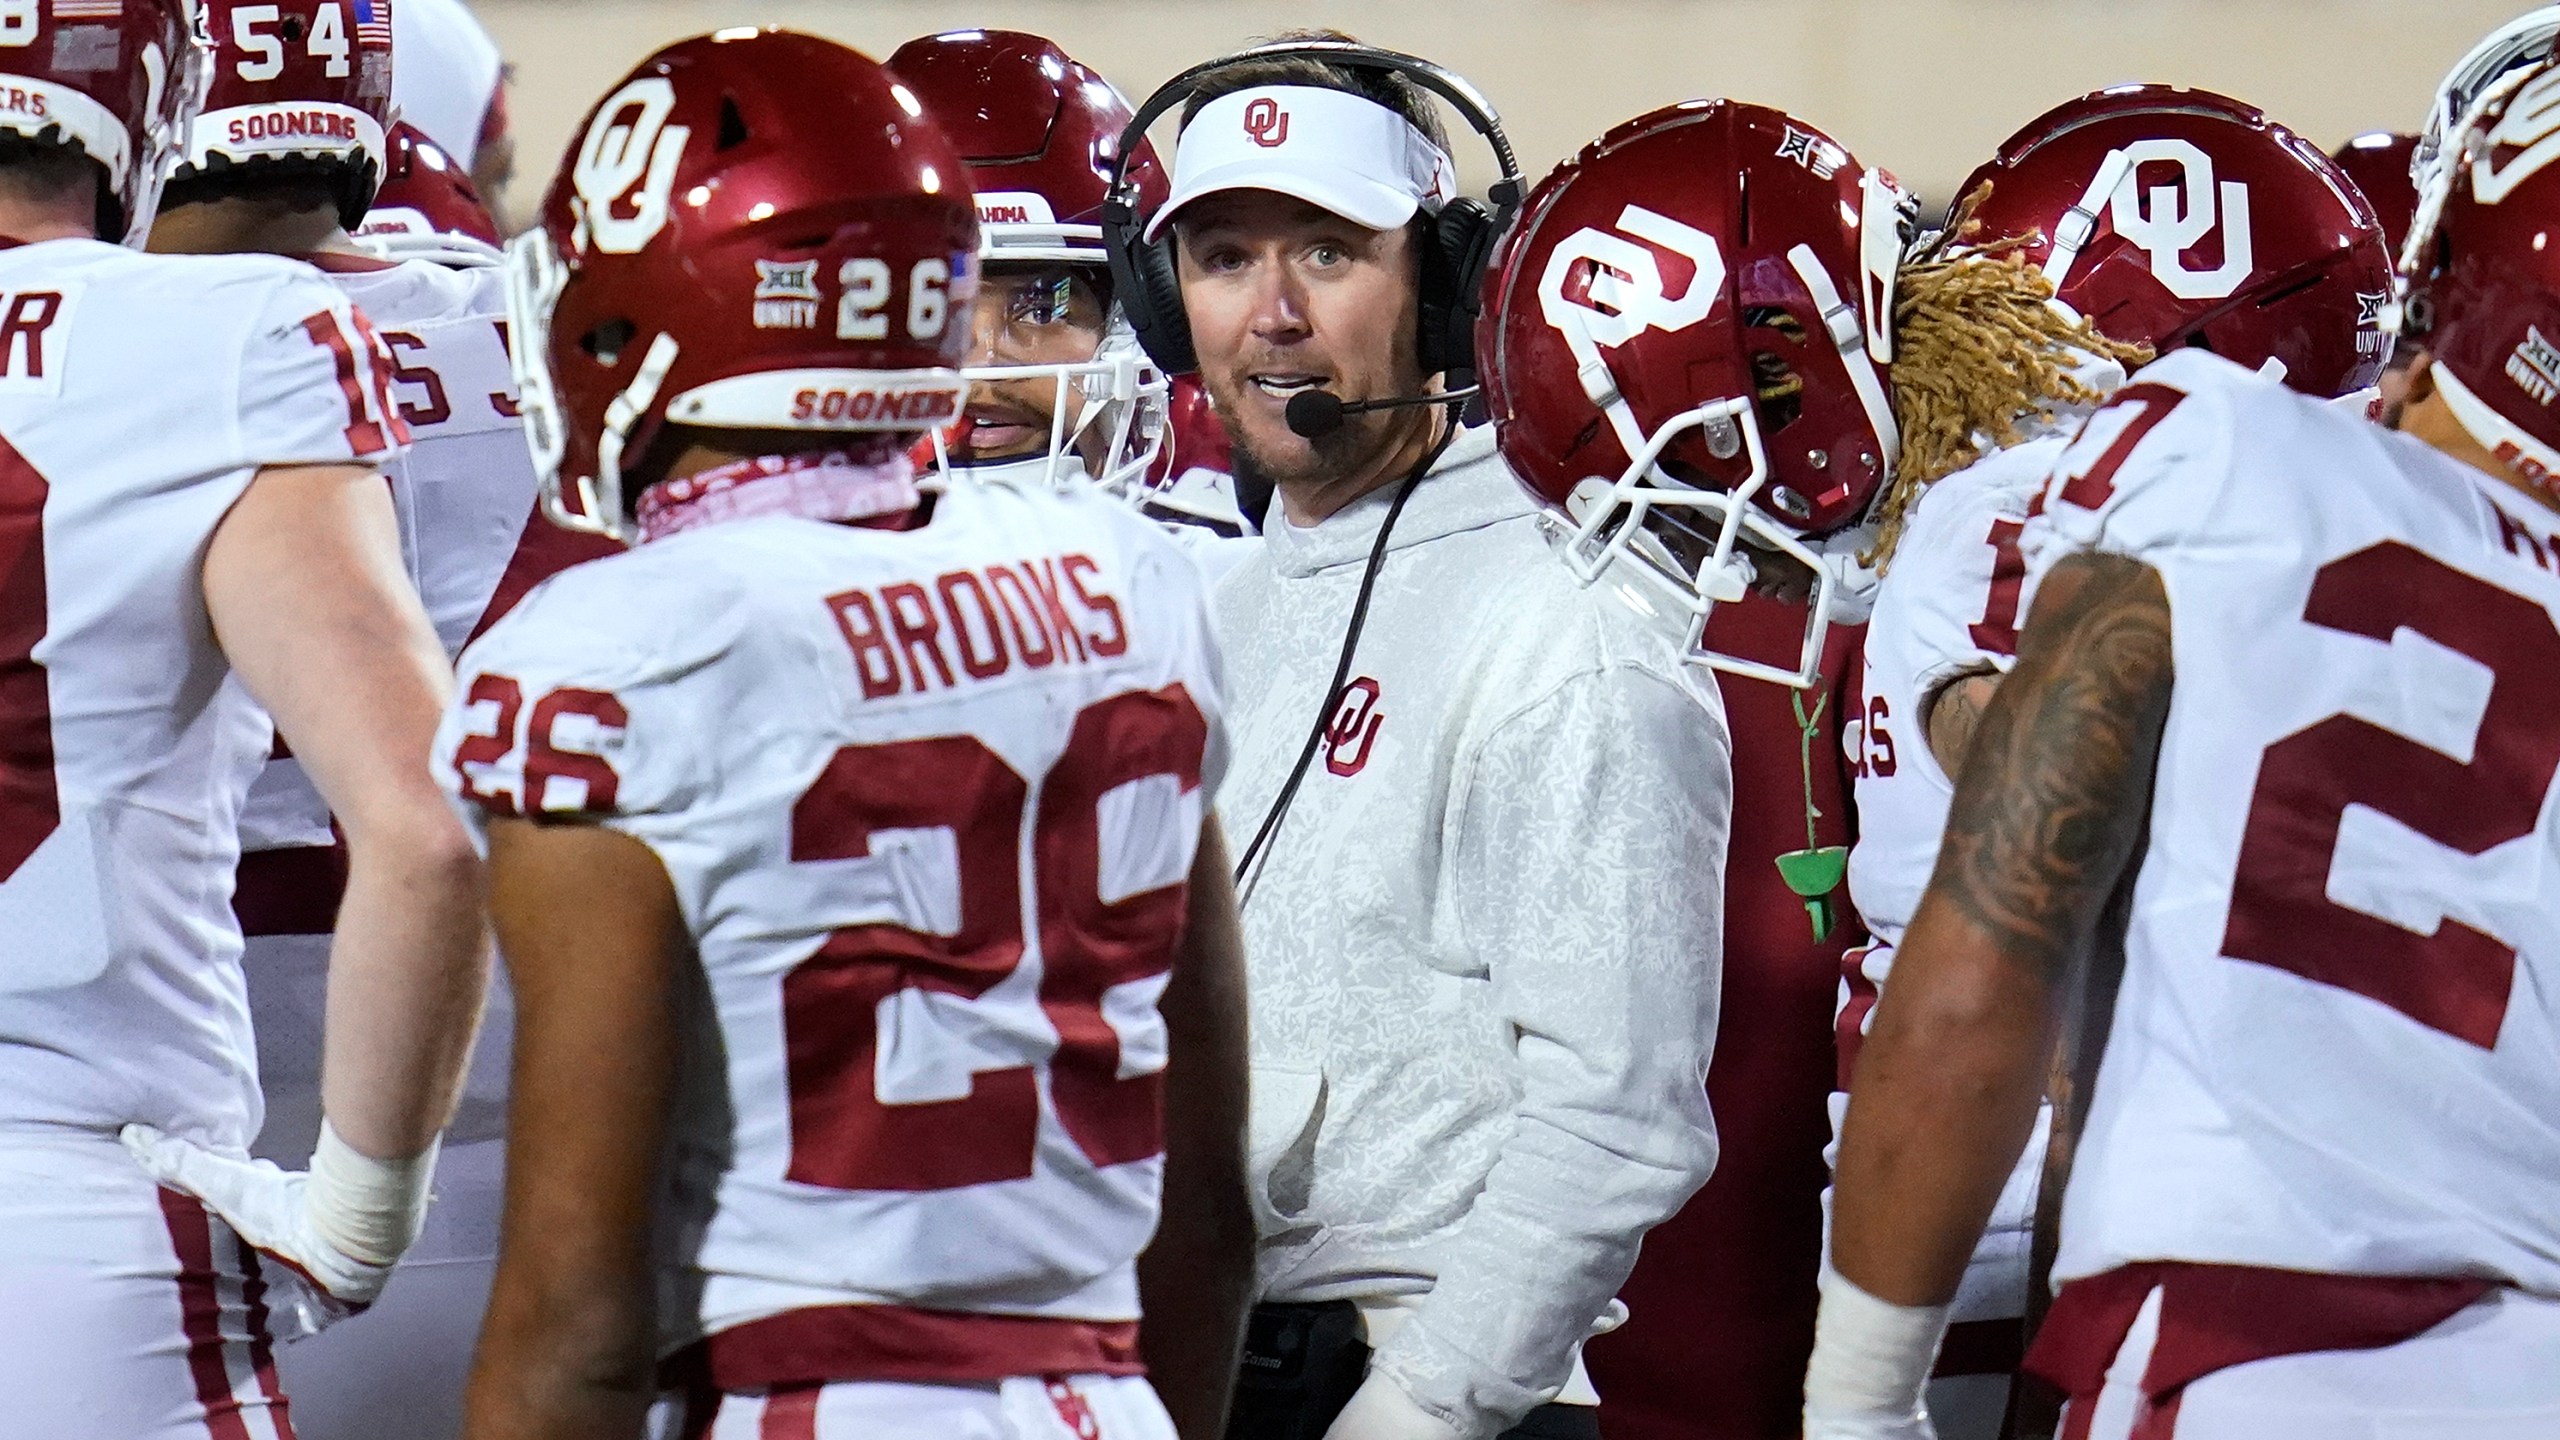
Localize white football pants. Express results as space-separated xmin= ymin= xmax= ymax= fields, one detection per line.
xmin=652 ymin=1373 xmax=1178 ymax=1439
xmin=2063 ymin=1283 xmax=2560 ymax=1439
xmin=0 ymin=1128 xmax=296 ymax=1439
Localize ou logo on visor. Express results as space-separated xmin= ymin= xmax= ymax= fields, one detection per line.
xmin=2104 ymin=138 xmax=2255 ymax=301
xmin=574 ymin=77 xmax=692 ymax=255
xmin=1243 ymin=96 xmax=1290 ymax=148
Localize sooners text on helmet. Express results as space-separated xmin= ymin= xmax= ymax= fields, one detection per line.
xmin=228 ymin=109 xmax=362 ymax=144
xmin=790 ymin=386 xmax=964 ymax=426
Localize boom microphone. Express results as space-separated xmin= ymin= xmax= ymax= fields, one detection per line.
xmin=1285 ymin=386 xmax=1481 ymax=439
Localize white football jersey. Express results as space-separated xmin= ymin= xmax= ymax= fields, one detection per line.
xmin=1846 ymin=354 xmax=2129 ymax=963
xmin=332 ymin=257 xmax=534 ymax=656
xmin=2021 ymin=349 xmax=2560 ymax=1292
xmin=0 ymin=238 xmax=403 ymax=1149
xmin=1846 ymin=437 xmax=2054 ymax=956
xmin=1837 ymin=427 xmax=2090 ymax=1343
xmin=439 ymin=479 xmax=1227 ymax=1374
xmin=238 ymin=254 xmax=532 ymax=854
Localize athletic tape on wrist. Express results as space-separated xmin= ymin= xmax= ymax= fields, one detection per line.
xmin=308 ymin=1119 xmax=441 ymax=1267
xmin=1802 ymin=1263 xmax=1950 ymax=1421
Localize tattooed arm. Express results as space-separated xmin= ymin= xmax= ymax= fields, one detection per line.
xmin=1829 ymin=551 xmax=2174 ymax=1307
xmin=1923 ymin=668 xmax=2001 ymax=778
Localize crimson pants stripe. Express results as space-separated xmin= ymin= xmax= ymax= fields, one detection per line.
xmin=237 ymin=1245 xmax=292 ymax=1431
xmin=760 ymin=1383 xmax=822 ymax=1440
xmin=157 ymin=1188 xmax=258 ymax=1440
xmin=2055 ymin=1291 xmax=2188 ymax=1440
xmin=2135 ymin=1390 xmax=2186 ymax=1440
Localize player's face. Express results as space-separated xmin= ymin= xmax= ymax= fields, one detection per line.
xmin=960 ymin=264 xmax=1111 ymax=462
xmin=1174 ymin=190 xmax=1425 ymax=486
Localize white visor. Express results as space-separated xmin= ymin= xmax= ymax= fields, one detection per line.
xmin=1144 ymin=85 xmax=1459 ymax=241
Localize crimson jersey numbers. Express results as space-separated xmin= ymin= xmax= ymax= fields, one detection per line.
xmin=0 ymin=306 xmax=407 ymax=890
xmin=2221 ymin=543 xmax=2560 ymax=1048
xmin=786 ymin=684 xmax=1206 ymax=1190
xmin=455 ymin=672 xmax=1210 ymax=1190
xmin=0 ymin=436 xmax=49 ymax=881
xmin=298 ymin=308 xmax=411 ymax=455
xmin=2060 ymin=377 xmax=2560 ymax=1050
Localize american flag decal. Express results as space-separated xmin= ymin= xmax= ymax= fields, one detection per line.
xmin=52 ymin=0 xmax=126 ymax=18
xmin=354 ymin=0 xmax=392 ymax=47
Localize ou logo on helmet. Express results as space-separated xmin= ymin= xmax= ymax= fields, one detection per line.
xmin=1537 ymin=204 xmax=1725 ymax=358
xmin=1535 ymin=204 xmax=1725 ymax=467
xmin=573 ymin=77 xmax=692 ymax=256
xmin=2103 ymin=138 xmax=2255 ymax=301
xmin=2468 ymin=66 xmax=2560 ymax=205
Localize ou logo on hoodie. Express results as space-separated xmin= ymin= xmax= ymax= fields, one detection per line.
xmin=1324 ymin=676 xmax=1384 ymax=777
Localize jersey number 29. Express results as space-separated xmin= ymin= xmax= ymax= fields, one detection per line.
xmin=782 ymin=685 xmax=1208 ymax=1190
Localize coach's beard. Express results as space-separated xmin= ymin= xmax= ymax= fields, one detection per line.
xmin=1229 ymin=402 xmax=1428 ymax=517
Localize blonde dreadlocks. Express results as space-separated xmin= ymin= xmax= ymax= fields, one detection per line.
xmin=1866 ymin=183 xmax=2152 ymax=571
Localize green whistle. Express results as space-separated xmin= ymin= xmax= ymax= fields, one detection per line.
xmin=1776 ymin=844 xmax=1849 ymax=941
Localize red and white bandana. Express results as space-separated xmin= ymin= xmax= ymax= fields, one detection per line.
xmin=636 ymin=449 xmax=920 ymax=542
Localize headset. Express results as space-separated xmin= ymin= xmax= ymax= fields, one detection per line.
xmin=1103 ymin=42 xmax=1522 ymax=892
xmin=1101 ymin=39 xmax=1526 ymax=386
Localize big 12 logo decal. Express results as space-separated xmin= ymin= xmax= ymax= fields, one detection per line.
xmin=2101 ymin=138 xmax=2255 ymax=301
xmin=1536 ymin=203 xmax=1725 ymax=373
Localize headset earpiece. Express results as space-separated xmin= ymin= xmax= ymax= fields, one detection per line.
xmin=1104 ymin=196 xmax=1198 ymax=376
xmin=1135 ymin=232 xmax=1195 ymax=376
xmin=1418 ymin=196 xmax=1497 ymax=380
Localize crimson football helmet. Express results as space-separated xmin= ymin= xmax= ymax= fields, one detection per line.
xmin=887 ymin=29 xmax=1165 ymax=267
xmin=2400 ymin=54 xmax=2560 ymax=504
xmin=0 ymin=0 xmax=207 ymax=246
xmin=1957 ymin=86 xmax=2391 ymax=399
xmin=509 ymin=28 xmax=979 ymax=542
xmin=356 ymin=121 xmax=501 ymax=267
xmin=2416 ymin=9 xmax=2560 ymax=208
xmin=175 ymin=0 xmax=394 ymax=229
xmin=2330 ymin=131 xmax=2419 ymax=257
xmin=1478 ymin=99 xmax=1913 ymax=688
xmin=888 ymin=29 xmax=1170 ymax=492
xmin=1133 ymin=374 xmax=1249 ymax=532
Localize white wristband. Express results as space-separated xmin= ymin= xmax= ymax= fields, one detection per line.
xmin=306 ymin=1120 xmax=439 ymax=1267
xmin=1803 ymin=1264 xmax=1949 ymax=1423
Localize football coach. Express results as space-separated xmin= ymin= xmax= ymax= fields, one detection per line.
xmin=1107 ymin=33 xmax=1733 ymax=1440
